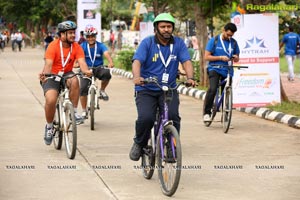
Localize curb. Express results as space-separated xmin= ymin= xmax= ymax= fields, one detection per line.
xmin=111 ymin=68 xmax=300 ymax=129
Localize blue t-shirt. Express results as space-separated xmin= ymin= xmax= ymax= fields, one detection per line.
xmin=282 ymin=32 xmax=299 ymax=56
xmin=206 ymin=35 xmax=240 ymax=77
xmin=81 ymin=41 xmax=108 ymax=67
xmin=132 ymin=36 xmax=190 ymax=91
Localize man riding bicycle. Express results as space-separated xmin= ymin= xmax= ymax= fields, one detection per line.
xmin=39 ymin=20 xmax=92 ymax=145
xmin=203 ymin=22 xmax=240 ymax=122
xmin=79 ymin=24 xmax=114 ymax=119
xmin=129 ymin=13 xmax=195 ymax=161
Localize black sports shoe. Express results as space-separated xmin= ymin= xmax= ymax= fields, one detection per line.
xmin=129 ymin=142 xmax=142 ymax=161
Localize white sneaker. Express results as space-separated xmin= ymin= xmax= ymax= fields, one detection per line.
xmin=203 ymin=114 xmax=212 ymax=122
xmin=75 ymin=112 xmax=84 ymax=125
xmin=82 ymin=111 xmax=88 ymax=119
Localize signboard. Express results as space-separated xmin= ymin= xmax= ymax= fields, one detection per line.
xmin=77 ymin=0 xmax=101 ymax=41
xmin=231 ymin=13 xmax=281 ymax=107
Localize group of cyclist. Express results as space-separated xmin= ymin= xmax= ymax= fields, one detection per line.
xmin=39 ymin=21 xmax=114 ymax=145
xmin=38 ymin=13 xmax=240 ymax=162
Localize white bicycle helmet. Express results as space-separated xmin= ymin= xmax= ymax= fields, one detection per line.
xmin=84 ymin=25 xmax=98 ymax=36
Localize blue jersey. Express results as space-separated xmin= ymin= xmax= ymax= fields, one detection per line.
xmin=282 ymin=32 xmax=299 ymax=56
xmin=206 ymin=35 xmax=240 ymax=77
xmin=81 ymin=41 xmax=108 ymax=67
xmin=133 ymin=36 xmax=190 ymax=91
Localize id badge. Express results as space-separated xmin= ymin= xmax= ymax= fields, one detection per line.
xmin=228 ymin=61 xmax=232 ymax=66
xmin=162 ymin=73 xmax=169 ymax=83
xmin=55 ymin=71 xmax=64 ymax=82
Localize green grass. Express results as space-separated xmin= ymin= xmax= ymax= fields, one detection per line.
xmin=279 ymin=56 xmax=300 ymax=74
xmin=267 ymin=102 xmax=300 ymax=117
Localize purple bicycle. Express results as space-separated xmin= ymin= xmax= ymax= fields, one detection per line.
xmin=141 ymin=77 xmax=190 ymax=196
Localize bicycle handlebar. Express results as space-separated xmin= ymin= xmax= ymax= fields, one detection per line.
xmin=142 ymin=77 xmax=192 ymax=91
xmin=44 ymin=73 xmax=80 ymax=79
xmin=210 ymin=64 xmax=248 ymax=69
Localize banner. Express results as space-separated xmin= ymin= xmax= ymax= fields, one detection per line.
xmin=77 ymin=0 xmax=101 ymax=41
xmin=231 ymin=13 xmax=281 ymax=107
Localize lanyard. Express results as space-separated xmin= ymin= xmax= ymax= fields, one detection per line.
xmin=157 ymin=43 xmax=173 ymax=69
xmin=87 ymin=43 xmax=97 ymax=67
xmin=60 ymin=41 xmax=72 ymax=69
xmin=219 ymin=34 xmax=232 ymax=57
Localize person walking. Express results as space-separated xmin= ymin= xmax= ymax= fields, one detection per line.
xmin=129 ymin=13 xmax=195 ymax=161
xmin=39 ymin=21 xmax=92 ymax=145
xmin=279 ymin=26 xmax=300 ymax=82
xmin=30 ymin=30 xmax=36 ymax=48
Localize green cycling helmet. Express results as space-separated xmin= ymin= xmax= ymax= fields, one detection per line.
xmin=153 ymin=13 xmax=175 ymax=27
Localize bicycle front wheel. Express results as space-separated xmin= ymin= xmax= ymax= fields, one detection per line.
xmin=63 ymin=102 xmax=77 ymax=159
xmin=89 ymin=87 xmax=96 ymax=130
xmin=53 ymin=104 xmax=63 ymax=150
xmin=141 ymin=130 xmax=155 ymax=179
xmin=222 ymin=86 xmax=233 ymax=133
xmin=156 ymin=125 xmax=182 ymax=197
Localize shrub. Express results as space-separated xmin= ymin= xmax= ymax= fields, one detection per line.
xmin=116 ymin=49 xmax=135 ymax=71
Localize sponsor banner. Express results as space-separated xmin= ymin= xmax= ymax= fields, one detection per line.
xmin=232 ymin=13 xmax=280 ymax=107
xmin=77 ymin=0 xmax=101 ymax=42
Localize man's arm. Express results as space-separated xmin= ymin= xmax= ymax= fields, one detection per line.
xmin=132 ymin=59 xmax=143 ymax=85
xmin=182 ymin=60 xmax=195 ymax=86
xmin=39 ymin=58 xmax=53 ymax=82
xmin=77 ymin=57 xmax=92 ymax=76
xmin=103 ymin=51 xmax=114 ymax=68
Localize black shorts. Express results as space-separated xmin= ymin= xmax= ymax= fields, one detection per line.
xmin=41 ymin=71 xmax=75 ymax=95
xmin=80 ymin=67 xmax=111 ymax=96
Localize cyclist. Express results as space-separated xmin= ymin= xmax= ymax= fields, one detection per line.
xmin=203 ymin=22 xmax=240 ymax=122
xmin=79 ymin=24 xmax=114 ymax=119
xmin=129 ymin=13 xmax=195 ymax=161
xmin=39 ymin=21 xmax=92 ymax=145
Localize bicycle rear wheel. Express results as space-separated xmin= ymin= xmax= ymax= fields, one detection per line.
xmin=222 ymin=86 xmax=232 ymax=133
xmin=53 ymin=104 xmax=63 ymax=150
xmin=63 ymin=102 xmax=77 ymax=159
xmin=89 ymin=87 xmax=96 ymax=130
xmin=141 ymin=130 xmax=155 ymax=179
xmin=156 ymin=125 xmax=182 ymax=197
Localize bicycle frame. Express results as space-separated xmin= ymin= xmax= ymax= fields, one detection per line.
xmin=150 ymin=88 xmax=175 ymax=159
xmin=86 ymin=75 xmax=99 ymax=110
xmin=214 ymin=74 xmax=230 ymax=113
xmin=57 ymin=80 xmax=72 ymax=132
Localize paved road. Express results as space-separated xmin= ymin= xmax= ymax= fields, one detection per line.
xmin=0 ymin=48 xmax=299 ymax=200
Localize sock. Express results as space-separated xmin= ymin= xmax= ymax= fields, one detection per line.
xmin=74 ymin=108 xmax=78 ymax=113
xmin=47 ymin=122 xmax=53 ymax=129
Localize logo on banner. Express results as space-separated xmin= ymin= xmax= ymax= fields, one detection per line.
xmin=242 ymin=36 xmax=269 ymax=55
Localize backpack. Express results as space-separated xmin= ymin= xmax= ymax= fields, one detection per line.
xmin=211 ymin=34 xmax=237 ymax=55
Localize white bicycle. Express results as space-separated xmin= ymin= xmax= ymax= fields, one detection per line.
xmin=82 ymin=67 xmax=101 ymax=130
xmin=45 ymin=73 xmax=78 ymax=159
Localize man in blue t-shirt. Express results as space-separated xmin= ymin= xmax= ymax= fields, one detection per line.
xmin=129 ymin=13 xmax=195 ymax=161
xmin=203 ymin=22 xmax=240 ymax=122
xmin=79 ymin=25 xmax=114 ymax=119
xmin=279 ymin=26 xmax=300 ymax=82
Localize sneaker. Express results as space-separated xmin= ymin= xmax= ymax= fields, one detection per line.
xmin=82 ymin=111 xmax=88 ymax=119
xmin=75 ymin=113 xmax=84 ymax=125
xmin=99 ymin=90 xmax=109 ymax=101
xmin=203 ymin=114 xmax=212 ymax=122
xmin=44 ymin=125 xmax=54 ymax=145
xmin=129 ymin=142 xmax=142 ymax=161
